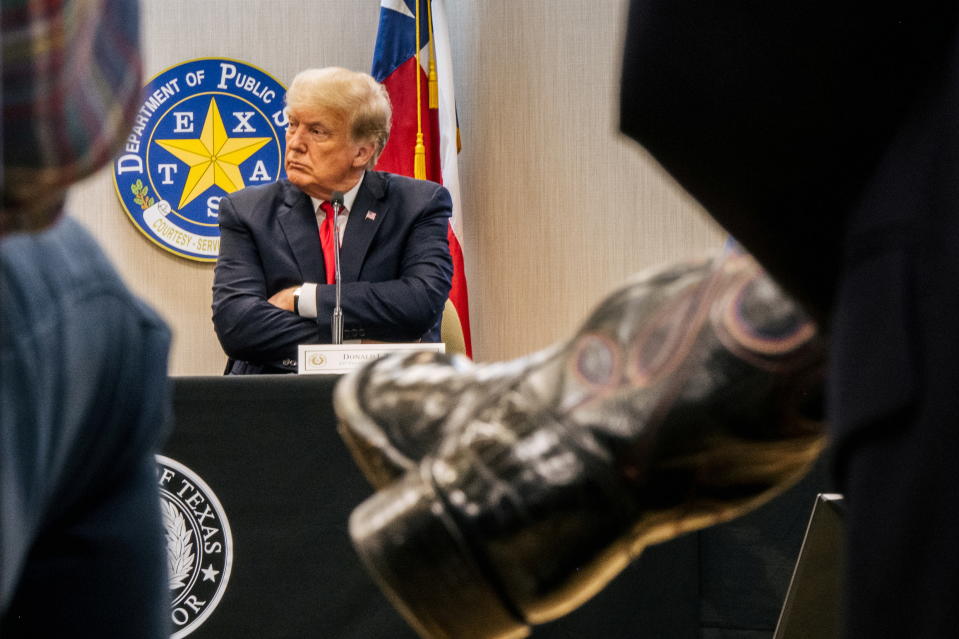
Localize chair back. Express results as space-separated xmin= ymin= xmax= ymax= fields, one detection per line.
xmin=441 ymin=299 xmax=467 ymax=356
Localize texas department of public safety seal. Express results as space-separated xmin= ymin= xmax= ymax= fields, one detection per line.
xmin=157 ymin=455 xmax=234 ymax=638
xmin=114 ymin=58 xmax=287 ymax=261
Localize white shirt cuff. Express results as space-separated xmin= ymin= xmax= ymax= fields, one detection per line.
xmin=298 ymin=282 xmax=318 ymax=318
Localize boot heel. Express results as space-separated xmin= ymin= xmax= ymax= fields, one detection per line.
xmin=350 ymin=465 xmax=530 ymax=639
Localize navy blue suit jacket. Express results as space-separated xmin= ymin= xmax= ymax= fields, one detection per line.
xmin=213 ymin=171 xmax=453 ymax=374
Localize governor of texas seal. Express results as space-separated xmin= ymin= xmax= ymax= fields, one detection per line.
xmin=157 ymin=455 xmax=234 ymax=638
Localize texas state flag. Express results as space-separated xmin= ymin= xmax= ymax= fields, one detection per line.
xmin=372 ymin=0 xmax=472 ymax=357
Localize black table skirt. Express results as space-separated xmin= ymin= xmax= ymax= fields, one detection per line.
xmin=163 ymin=375 xmax=831 ymax=639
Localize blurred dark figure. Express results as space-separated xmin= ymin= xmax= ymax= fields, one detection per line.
xmin=621 ymin=1 xmax=959 ymax=636
xmin=1 ymin=1 xmax=172 ymax=636
xmin=334 ymin=2 xmax=959 ymax=639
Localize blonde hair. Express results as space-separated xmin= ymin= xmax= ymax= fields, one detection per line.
xmin=285 ymin=67 xmax=392 ymax=167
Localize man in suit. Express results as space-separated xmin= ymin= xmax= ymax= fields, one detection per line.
xmin=213 ymin=67 xmax=453 ymax=375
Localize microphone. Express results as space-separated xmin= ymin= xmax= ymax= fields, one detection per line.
xmin=330 ymin=191 xmax=345 ymax=345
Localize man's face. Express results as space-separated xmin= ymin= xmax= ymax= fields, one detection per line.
xmin=284 ymin=104 xmax=373 ymax=200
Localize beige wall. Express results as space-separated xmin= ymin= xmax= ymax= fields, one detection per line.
xmin=68 ymin=0 xmax=722 ymax=375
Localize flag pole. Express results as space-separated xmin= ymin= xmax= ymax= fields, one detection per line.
xmin=413 ymin=0 xmax=427 ymax=179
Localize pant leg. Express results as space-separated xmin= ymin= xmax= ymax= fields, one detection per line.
xmin=841 ymin=409 xmax=959 ymax=638
xmin=2 ymin=455 xmax=170 ymax=638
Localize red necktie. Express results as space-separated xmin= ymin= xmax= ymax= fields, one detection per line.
xmin=319 ymin=201 xmax=337 ymax=285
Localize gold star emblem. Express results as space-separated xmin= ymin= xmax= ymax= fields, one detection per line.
xmin=156 ymin=97 xmax=271 ymax=209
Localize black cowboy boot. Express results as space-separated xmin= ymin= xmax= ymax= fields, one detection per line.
xmin=335 ymin=253 xmax=826 ymax=639
xmin=335 ymin=338 xmax=561 ymax=488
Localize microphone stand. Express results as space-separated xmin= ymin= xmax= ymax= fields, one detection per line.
xmin=330 ymin=191 xmax=344 ymax=345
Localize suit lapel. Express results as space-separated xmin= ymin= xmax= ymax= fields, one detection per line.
xmin=276 ymin=182 xmax=325 ymax=283
xmin=341 ymin=171 xmax=387 ymax=283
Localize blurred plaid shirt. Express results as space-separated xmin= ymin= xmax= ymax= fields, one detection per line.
xmin=1 ymin=0 xmax=142 ymax=235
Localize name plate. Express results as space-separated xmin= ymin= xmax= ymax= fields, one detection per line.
xmin=297 ymin=343 xmax=445 ymax=375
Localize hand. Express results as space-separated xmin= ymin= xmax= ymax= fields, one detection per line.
xmin=268 ymin=285 xmax=299 ymax=312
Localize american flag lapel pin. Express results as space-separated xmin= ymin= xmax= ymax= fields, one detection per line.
xmin=365 ymin=210 xmax=377 ymax=221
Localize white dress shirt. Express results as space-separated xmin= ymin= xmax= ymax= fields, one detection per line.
xmin=296 ymin=175 xmax=364 ymax=319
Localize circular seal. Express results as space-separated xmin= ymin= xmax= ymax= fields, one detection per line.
xmin=156 ymin=455 xmax=234 ymax=638
xmin=114 ymin=58 xmax=287 ymax=261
